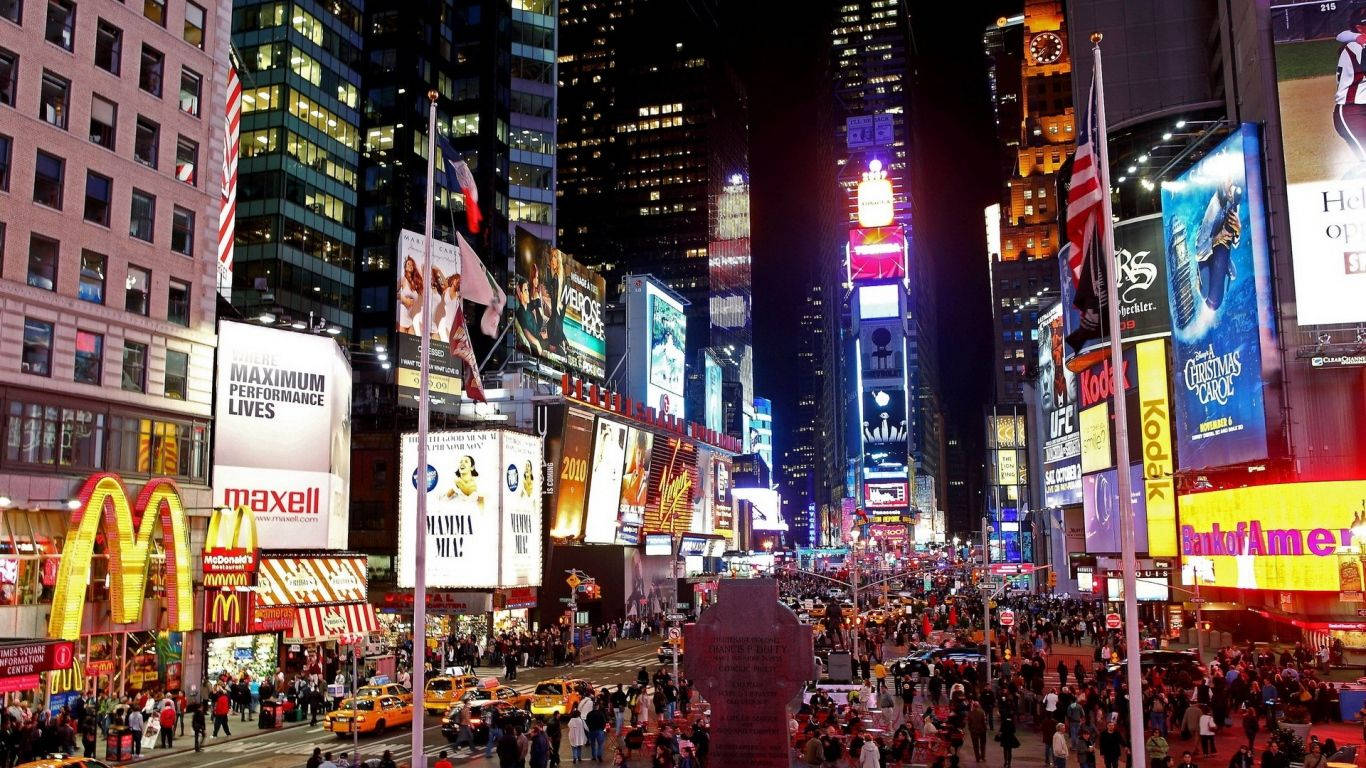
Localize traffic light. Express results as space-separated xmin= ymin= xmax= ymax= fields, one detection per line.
xmin=1047 ymin=571 xmax=1057 ymax=589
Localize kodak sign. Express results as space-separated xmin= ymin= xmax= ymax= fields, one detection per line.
xmin=49 ymin=474 xmax=194 ymax=641
xmin=1137 ymin=340 xmax=1177 ymax=556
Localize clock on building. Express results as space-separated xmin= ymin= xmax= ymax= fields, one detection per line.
xmin=1029 ymin=31 xmax=1064 ymax=65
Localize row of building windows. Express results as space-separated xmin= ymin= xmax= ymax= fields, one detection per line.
xmin=2 ymin=396 xmax=208 ymax=480
xmin=239 ymin=126 xmax=358 ymax=189
xmin=9 ymin=228 xmax=192 ymax=325
xmin=20 ymin=314 xmax=190 ymax=404
xmin=5 ymin=0 xmax=207 ymax=51
xmin=240 ymin=84 xmax=359 ymax=151
xmin=0 ymin=46 xmax=204 ymax=145
xmin=0 ymin=141 xmax=196 ymax=254
xmin=235 ymin=214 xmax=354 ymax=269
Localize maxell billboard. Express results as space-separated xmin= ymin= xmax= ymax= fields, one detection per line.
xmin=213 ymin=321 xmax=351 ymax=549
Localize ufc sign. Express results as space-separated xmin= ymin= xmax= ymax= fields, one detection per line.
xmin=49 ymin=474 xmax=195 ymax=641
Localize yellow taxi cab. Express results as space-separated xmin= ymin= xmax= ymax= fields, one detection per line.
xmin=529 ymin=678 xmax=589 ymax=718
xmin=840 ymin=602 xmax=857 ymax=619
xmin=424 ymin=673 xmax=480 ymax=714
xmin=809 ymin=604 xmax=827 ymax=618
xmin=447 ymin=678 xmax=533 ymax=713
xmin=323 ymin=695 xmax=414 ymax=736
xmin=356 ymin=682 xmax=413 ymax=703
xmin=17 ymin=754 xmax=116 ymax=759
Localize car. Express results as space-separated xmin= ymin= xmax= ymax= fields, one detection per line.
xmin=356 ymin=682 xmax=413 ymax=703
xmin=441 ymin=700 xmax=533 ymax=745
xmin=423 ymin=673 xmax=481 ymax=714
xmin=445 ymin=680 xmax=533 ymax=713
xmin=809 ymin=604 xmax=827 ymax=618
xmin=866 ymin=609 xmax=888 ymax=625
xmin=322 ymin=695 xmax=414 ymax=736
xmin=840 ymin=602 xmax=856 ymax=618
xmin=658 ymin=641 xmax=683 ymax=664
xmin=17 ymin=754 xmax=114 ymax=759
xmin=1106 ymin=650 xmax=1204 ymax=681
xmin=529 ymin=678 xmax=589 ymax=718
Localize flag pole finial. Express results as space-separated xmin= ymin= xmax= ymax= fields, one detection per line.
xmin=1090 ymin=32 xmax=1103 ymax=45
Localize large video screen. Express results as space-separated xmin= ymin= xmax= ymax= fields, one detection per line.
xmin=646 ymin=284 xmax=687 ymax=419
xmin=512 ymin=227 xmax=608 ymax=377
xmin=549 ymin=407 xmax=594 ymax=540
xmin=583 ymin=418 xmax=628 ymax=544
xmin=1271 ymin=3 xmax=1366 ymax=324
xmin=1161 ymin=125 xmax=1273 ymax=471
xmin=644 ymin=437 xmax=697 ymax=535
xmin=617 ymin=427 xmax=654 ymax=545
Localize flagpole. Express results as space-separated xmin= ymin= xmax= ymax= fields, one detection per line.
xmin=1091 ymin=34 xmax=1145 ymax=768
xmin=412 ymin=89 xmax=438 ymax=768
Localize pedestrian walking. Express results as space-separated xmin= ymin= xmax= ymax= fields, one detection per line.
xmin=968 ymin=700 xmax=988 ymax=763
xmin=569 ymin=711 xmax=589 ymax=764
xmin=996 ymin=715 xmax=1020 ymax=768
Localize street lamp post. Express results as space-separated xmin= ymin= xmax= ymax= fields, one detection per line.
xmin=981 ymin=516 xmax=992 ymax=691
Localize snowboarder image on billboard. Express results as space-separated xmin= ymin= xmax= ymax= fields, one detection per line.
xmin=1192 ymin=181 xmax=1241 ymax=315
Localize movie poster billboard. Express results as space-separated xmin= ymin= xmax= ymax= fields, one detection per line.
xmin=647 ymin=284 xmax=687 ymax=420
xmin=1271 ymin=3 xmax=1366 ymax=324
xmin=1036 ymin=303 xmax=1082 ymax=507
xmin=396 ymin=230 xmax=464 ymax=413
xmin=859 ymin=320 xmax=904 ymax=380
xmin=398 ymin=430 xmax=501 ymax=588
xmin=511 ymin=227 xmax=607 ymax=377
xmin=1114 ymin=215 xmax=1172 ymax=339
xmin=549 ymin=407 xmax=594 ymax=540
xmin=1082 ymin=464 xmax=1149 ymax=554
xmin=1161 ymin=125 xmax=1274 ymax=470
xmin=213 ymin=321 xmax=352 ymax=549
xmin=703 ymin=351 xmax=723 ymax=433
xmin=617 ymin=428 xmax=654 ymax=545
xmin=713 ymin=456 xmax=734 ymax=531
xmin=583 ymin=418 xmax=628 ymax=544
xmin=499 ymin=431 xmax=544 ymax=587
xmin=644 ymin=437 xmax=697 ymax=535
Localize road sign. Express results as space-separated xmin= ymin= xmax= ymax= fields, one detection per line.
xmin=667 ymin=627 xmax=681 ymax=640
xmin=989 ymin=563 xmax=1037 ymax=576
xmin=665 ymin=613 xmax=685 ymax=622
xmin=1105 ymin=613 xmax=1122 ymax=629
xmin=999 ymin=609 xmax=1015 ymax=628
xmin=566 ymin=573 xmax=582 ymax=589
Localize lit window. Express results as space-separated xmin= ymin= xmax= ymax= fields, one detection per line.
xmin=183 ymin=2 xmax=205 ymax=48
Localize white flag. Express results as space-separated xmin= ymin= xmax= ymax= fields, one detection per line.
xmin=456 ymin=233 xmax=507 ymax=337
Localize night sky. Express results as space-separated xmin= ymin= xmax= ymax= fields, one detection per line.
xmin=731 ymin=1 xmax=1017 ymax=474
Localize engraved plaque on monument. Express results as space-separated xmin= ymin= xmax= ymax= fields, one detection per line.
xmin=684 ymin=578 xmax=816 ymax=768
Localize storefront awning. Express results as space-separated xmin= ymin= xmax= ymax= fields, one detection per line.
xmin=288 ymin=603 xmax=379 ymax=643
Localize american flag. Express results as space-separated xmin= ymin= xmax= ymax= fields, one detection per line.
xmin=218 ymin=65 xmax=241 ymax=300
xmin=1065 ymin=76 xmax=1102 ymax=293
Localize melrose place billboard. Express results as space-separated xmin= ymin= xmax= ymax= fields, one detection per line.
xmin=1160 ymin=124 xmax=1278 ymax=471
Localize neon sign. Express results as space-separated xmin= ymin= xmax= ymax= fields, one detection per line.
xmin=49 ymin=474 xmax=194 ymax=641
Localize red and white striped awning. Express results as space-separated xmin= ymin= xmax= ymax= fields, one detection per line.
xmin=287 ymin=603 xmax=379 ymax=644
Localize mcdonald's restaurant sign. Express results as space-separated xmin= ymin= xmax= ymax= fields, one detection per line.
xmin=203 ymin=505 xmax=259 ymax=588
xmin=204 ymin=591 xmax=250 ymax=635
xmin=49 ymin=474 xmax=195 ymax=641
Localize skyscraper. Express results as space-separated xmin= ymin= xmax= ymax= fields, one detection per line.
xmin=781 ymin=279 xmax=843 ymax=547
xmin=557 ymin=0 xmax=751 ymax=437
xmin=343 ymin=0 xmax=557 ymax=556
xmin=983 ymin=1 xmax=1072 ymax=404
xmin=829 ymin=0 xmax=942 ymax=532
xmin=230 ymin=0 xmax=363 ymax=336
